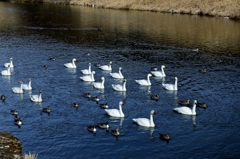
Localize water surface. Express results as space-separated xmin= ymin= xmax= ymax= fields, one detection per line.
xmin=0 ymin=2 xmax=240 ymax=159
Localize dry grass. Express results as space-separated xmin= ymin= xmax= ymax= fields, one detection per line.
xmin=23 ymin=151 xmax=38 ymax=159
xmin=65 ymin=0 xmax=240 ymax=19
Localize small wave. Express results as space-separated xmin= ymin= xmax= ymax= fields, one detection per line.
xmin=19 ymin=26 xmax=102 ymax=31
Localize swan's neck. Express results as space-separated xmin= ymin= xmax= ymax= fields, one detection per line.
xmin=39 ymin=93 xmax=42 ymax=100
xmin=192 ymin=103 xmax=196 ymax=115
xmin=20 ymin=84 xmax=23 ymax=90
xmin=101 ymin=79 xmax=105 ymax=87
xmin=161 ymin=67 xmax=165 ymax=76
xmin=91 ymin=73 xmax=95 ymax=81
xmin=123 ymin=81 xmax=126 ymax=90
xmin=72 ymin=60 xmax=76 ymax=67
xmin=119 ymin=105 xmax=124 ymax=116
xmin=119 ymin=70 xmax=123 ymax=77
xmin=109 ymin=65 xmax=112 ymax=70
xmin=88 ymin=65 xmax=91 ymax=72
xmin=28 ymin=81 xmax=32 ymax=88
xmin=147 ymin=75 xmax=151 ymax=85
xmin=150 ymin=114 xmax=154 ymax=126
xmin=174 ymin=79 xmax=178 ymax=90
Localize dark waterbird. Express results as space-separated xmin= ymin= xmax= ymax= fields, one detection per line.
xmin=150 ymin=94 xmax=159 ymax=101
xmin=178 ymin=99 xmax=190 ymax=106
xmin=11 ymin=109 xmax=18 ymax=117
xmin=99 ymin=102 xmax=108 ymax=109
xmin=14 ymin=118 xmax=22 ymax=128
xmin=83 ymin=92 xmax=91 ymax=99
xmin=73 ymin=102 xmax=79 ymax=109
xmin=97 ymin=122 xmax=110 ymax=129
xmin=43 ymin=106 xmax=51 ymax=115
xmin=197 ymin=102 xmax=207 ymax=108
xmin=1 ymin=95 xmax=6 ymax=102
xmin=159 ymin=133 xmax=170 ymax=143
xmin=87 ymin=125 xmax=96 ymax=133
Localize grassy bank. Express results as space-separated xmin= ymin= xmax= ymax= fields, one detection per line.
xmin=40 ymin=0 xmax=240 ymax=19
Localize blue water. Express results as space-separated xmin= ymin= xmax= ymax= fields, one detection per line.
xmin=0 ymin=2 xmax=240 ymax=159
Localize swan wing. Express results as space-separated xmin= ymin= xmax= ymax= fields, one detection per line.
xmin=135 ymin=79 xmax=150 ymax=86
xmin=173 ymin=107 xmax=192 ymax=115
xmin=105 ymin=109 xmax=121 ymax=117
xmin=151 ymin=71 xmax=163 ymax=77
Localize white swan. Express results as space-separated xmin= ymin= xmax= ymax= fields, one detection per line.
xmin=135 ymin=73 xmax=152 ymax=86
xmin=105 ymin=101 xmax=124 ymax=117
xmin=80 ymin=71 xmax=96 ymax=82
xmin=12 ymin=81 xmax=23 ymax=94
xmin=112 ymin=79 xmax=126 ymax=92
xmin=93 ymin=77 xmax=105 ymax=89
xmin=110 ymin=67 xmax=124 ymax=79
xmin=99 ymin=61 xmax=112 ymax=71
xmin=151 ymin=65 xmax=166 ymax=77
xmin=81 ymin=63 xmax=92 ymax=75
xmin=1 ymin=65 xmax=11 ymax=76
xmin=4 ymin=58 xmax=14 ymax=68
xmin=173 ymin=100 xmax=197 ymax=115
xmin=30 ymin=90 xmax=42 ymax=102
xmin=133 ymin=110 xmax=156 ymax=127
xmin=22 ymin=78 xmax=32 ymax=90
xmin=162 ymin=77 xmax=178 ymax=91
xmin=64 ymin=58 xmax=77 ymax=68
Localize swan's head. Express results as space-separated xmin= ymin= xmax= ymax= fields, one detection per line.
xmin=119 ymin=101 xmax=124 ymax=105
xmin=89 ymin=63 xmax=91 ymax=65
xmin=39 ymin=90 xmax=42 ymax=93
xmin=151 ymin=110 xmax=156 ymax=115
xmin=174 ymin=77 xmax=178 ymax=80
xmin=73 ymin=58 xmax=77 ymax=62
xmin=7 ymin=64 xmax=10 ymax=68
xmin=119 ymin=67 xmax=122 ymax=71
xmin=10 ymin=57 xmax=13 ymax=60
xmin=148 ymin=73 xmax=152 ymax=77
xmin=100 ymin=77 xmax=105 ymax=80
xmin=28 ymin=78 xmax=32 ymax=81
xmin=109 ymin=61 xmax=112 ymax=65
xmin=124 ymin=79 xmax=127 ymax=82
xmin=92 ymin=71 xmax=96 ymax=74
xmin=194 ymin=100 xmax=197 ymax=104
xmin=162 ymin=65 xmax=166 ymax=68
xmin=19 ymin=81 xmax=23 ymax=84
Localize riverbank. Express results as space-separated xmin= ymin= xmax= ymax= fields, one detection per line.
xmin=10 ymin=0 xmax=240 ymax=20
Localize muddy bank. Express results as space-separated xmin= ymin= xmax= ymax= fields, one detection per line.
xmin=9 ymin=0 xmax=240 ymax=20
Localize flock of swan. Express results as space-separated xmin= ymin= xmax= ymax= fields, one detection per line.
xmin=1 ymin=56 xmax=206 ymax=139
xmin=62 ymin=57 xmax=205 ymax=139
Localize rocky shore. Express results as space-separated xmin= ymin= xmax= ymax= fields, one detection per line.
xmin=0 ymin=131 xmax=22 ymax=159
xmin=8 ymin=0 xmax=240 ymax=20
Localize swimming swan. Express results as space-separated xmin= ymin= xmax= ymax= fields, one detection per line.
xmin=151 ymin=65 xmax=166 ymax=77
xmin=81 ymin=63 xmax=92 ymax=75
xmin=99 ymin=61 xmax=112 ymax=71
xmin=112 ymin=79 xmax=126 ymax=92
xmin=173 ymin=100 xmax=197 ymax=115
xmin=12 ymin=81 xmax=23 ymax=94
xmin=132 ymin=110 xmax=156 ymax=127
xmin=105 ymin=101 xmax=124 ymax=117
xmin=1 ymin=65 xmax=11 ymax=76
xmin=80 ymin=71 xmax=96 ymax=82
xmin=4 ymin=57 xmax=14 ymax=68
xmin=162 ymin=77 xmax=178 ymax=91
xmin=110 ymin=67 xmax=124 ymax=79
xmin=22 ymin=78 xmax=32 ymax=90
xmin=64 ymin=58 xmax=77 ymax=68
xmin=93 ymin=77 xmax=105 ymax=89
xmin=30 ymin=90 xmax=42 ymax=102
xmin=135 ymin=73 xmax=152 ymax=86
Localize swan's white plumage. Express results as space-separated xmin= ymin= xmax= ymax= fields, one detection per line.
xmin=4 ymin=58 xmax=14 ymax=68
xmin=64 ymin=58 xmax=77 ymax=68
xmin=12 ymin=81 xmax=23 ymax=94
xmin=135 ymin=73 xmax=152 ymax=86
xmin=30 ymin=90 xmax=42 ymax=102
xmin=22 ymin=79 xmax=32 ymax=90
xmin=133 ymin=110 xmax=155 ymax=127
xmin=173 ymin=100 xmax=197 ymax=115
xmin=81 ymin=63 xmax=91 ymax=74
xmin=112 ymin=79 xmax=126 ymax=92
xmin=80 ymin=71 xmax=96 ymax=82
xmin=93 ymin=77 xmax=105 ymax=89
xmin=1 ymin=65 xmax=11 ymax=76
xmin=110 ymin=67 xmax=124 ymax=79
xmin=151 ymin=65 xmax=166 ymax=77
xmin=105 ymin=101 xmax=124 ymax=117
xmin=99 ymin=61 xmax=112 ymax=71
xmin=162 ymin=77 xmax=178 ymax=90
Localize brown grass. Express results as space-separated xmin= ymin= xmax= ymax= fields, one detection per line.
xmin=64 ymin=0 xmax=240 ymax=19
xmin=23 ymin=151 xmax=38 ymax=159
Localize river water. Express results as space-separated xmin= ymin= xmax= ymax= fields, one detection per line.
xmin=0 ymin=2 xmax=240 ymax=159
